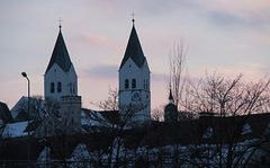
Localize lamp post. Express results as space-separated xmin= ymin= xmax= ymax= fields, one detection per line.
xmin=21 ymin=72 xmax=31 ymax=167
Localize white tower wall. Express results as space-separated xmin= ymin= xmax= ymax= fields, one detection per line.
xmin=119 ymin=57 xmax=151 ymax=123
xmin=44 ymin=64 xmax=77 ymax=101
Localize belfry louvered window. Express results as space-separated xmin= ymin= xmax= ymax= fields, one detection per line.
xmin=125 ymin=79 xmax=129 ymax=89
xmin=132 ymin=79 xmax=136 ymax=88
xmin=50 ymin=82 xmax=55 ymax=93
xmin=57 ymin=82 xmax=62 ymax=93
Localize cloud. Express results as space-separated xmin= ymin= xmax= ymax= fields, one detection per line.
xmin=207 ymin=11 xmax=248 ymax=26
xmin=199 ymin=0 xmax=270 ymax=28
xmin=205 ymin=10 xmax=270 ymax=29
xmin=84 ymin=65 xmax=118 ymax=79
xmin=204 ymin=0 xmax=270 ymax=14
xmin=84 ymin=65 xmax=169 ymax=82
xmin=75 ymin=33 xmax=113 ymax=48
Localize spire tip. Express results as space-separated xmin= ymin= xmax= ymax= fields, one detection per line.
xmin=131 ymin=12 xmax=135 ymax=25
xmin=58 ymin=17 xmax=62 ymax=30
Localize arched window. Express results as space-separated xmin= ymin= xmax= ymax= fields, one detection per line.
xmin=69 ymin=83 xmax=73 ymax=94
xmin=132 ymin=79 xmax=136 ymax=88
xmin=125 ymin=79 xmax=129 ymax=89
xmin=50 ymin=82 xmax=55 ymax=93
xmin=57 ymin=82 xmax=62 ymax=93
xmin=144 ymin=79 xmax=147 ymax=89
xmin=72 ymin=84 xmax=75 ymax=94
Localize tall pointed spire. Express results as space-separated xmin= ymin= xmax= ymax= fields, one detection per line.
xmin=45 ymin=26 xmax=72 ymax=73
xmin=120 ymin=20 xmax=145 ymax=69
xmin=169 ymin=88 xmax=174 ymax=104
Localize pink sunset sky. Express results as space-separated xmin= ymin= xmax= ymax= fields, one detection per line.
xmin=0 ymin=0 xmax=270 ymax=110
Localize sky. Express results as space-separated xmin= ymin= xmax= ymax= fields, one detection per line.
xmin=0 ymin=0 xmax=270 ymax=110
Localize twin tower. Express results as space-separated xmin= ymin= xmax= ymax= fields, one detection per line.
xmin=44 ymin=22 xmax=151 ymax=124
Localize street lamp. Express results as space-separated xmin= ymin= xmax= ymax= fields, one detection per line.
xmin=21 ymin=72 xmax=30 ymax=99
xmin=21 ymin=72 xmax=31 ymax=167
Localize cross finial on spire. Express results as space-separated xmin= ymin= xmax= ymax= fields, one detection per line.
xmin=131 ymin=12 xmax=135 ymax=24
xmin=58 ymin=17 xmax=62 ymax=30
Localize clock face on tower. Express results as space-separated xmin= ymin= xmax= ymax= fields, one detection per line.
xmin=131 ymin=91 xmax=142 ymax=102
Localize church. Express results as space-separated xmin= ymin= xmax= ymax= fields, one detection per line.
xmin=43 ymin=19 xmax=151 ymax=127
xmin=1 ymin=19 xmax=153 ymax=138
xmin=38 ymin=19 xmax=151 ymax=134
xmin=0 ymin=20 xmax=270 ymax=167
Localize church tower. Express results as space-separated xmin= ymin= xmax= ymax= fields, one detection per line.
xmin=44 ymin=25 xmax=78 ymax=101
xmin=44 ymin=25 xmax=81 ymax=133
xmin=119 ymin=20 xmax=151 ymax=123
xmin=164 ymin=89 xmax=178 ymax=123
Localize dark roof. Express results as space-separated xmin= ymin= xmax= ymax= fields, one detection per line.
xmin=45 ymin=29 xmax=72 ymax=73
xmin=149 ymin=113 xmax=270 ymax=145
xmin=120 ymin=25 xmax=146 ymax=69
xmin=0 ymin=102 xmax=12 ymax=123
xmin=13 ymin=97 xmax=44 ymax=122
xmin=82 ymin=108 xmax=120 ymax=125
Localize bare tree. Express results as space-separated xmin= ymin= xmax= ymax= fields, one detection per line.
xmin=182 ymin=73 xmax=270 ymax=116
xmin=169 ymin=41 xmax=188 ymax=110
xmin=180 ymin=73 xmax=270 ymax=168
xmin=91 ymin=88 xmax=118 ymax=111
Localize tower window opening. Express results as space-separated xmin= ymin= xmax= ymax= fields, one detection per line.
xmin=57 ymin=82 xmax=62 ymax=93
xmin=125 ymin=79 xmax=129 ymax=89
xmin=69 ymin=83 xmax=73 ymax=94
xmin=132 ymin=79 xmax=136 ymax=88
xmin=50 ymin=82 xmax=55 ymax=93
xmin=72 ymin=84 xmax=75 ymax=94
xmin=144 ymin=79 xmax=146 ymax=89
